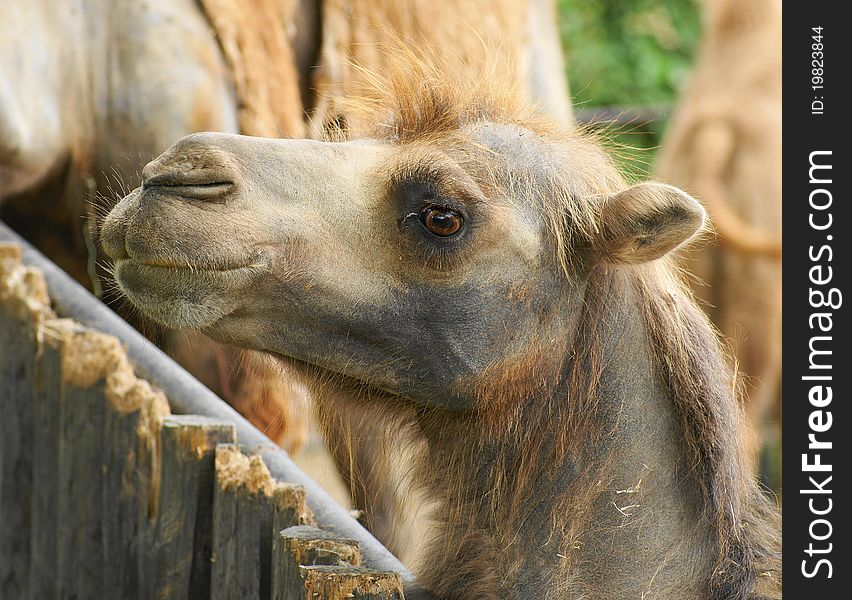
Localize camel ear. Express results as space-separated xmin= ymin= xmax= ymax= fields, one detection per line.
xmin=593 ymin=182 xmax=705 ymax=263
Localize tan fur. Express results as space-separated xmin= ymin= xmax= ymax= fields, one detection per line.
xmin=311 ymin=0 xmax=572 ymax=135
xmin=318 ymin=55 xmax=779 ymax=598
xmin=197 ymin=0 xmax=305 ymax=138
xmin=101 ymin=43 xmax=782 ymax=594
xmin=305 ymin=3 xmax=574 ymax=558
xmin=299 ymin=265 xmax=781 ymax=599
xmin=655 ymin=0 xmax=782 ymax=467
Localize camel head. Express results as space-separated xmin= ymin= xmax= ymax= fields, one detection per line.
xmin=102 ymin=80 xmax=704 ymax=410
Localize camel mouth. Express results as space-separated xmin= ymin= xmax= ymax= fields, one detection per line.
xmin=112 ymin=255 xmax=269 ymax=329
xmin=115 ymin=255 xmax=267 ymax=274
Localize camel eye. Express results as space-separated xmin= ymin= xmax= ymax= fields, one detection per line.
xmin=419 ymin=205 xmax=464 ymax=237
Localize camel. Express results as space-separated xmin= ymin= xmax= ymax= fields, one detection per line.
xmin=655 ymin=0 xmax=782 ymax=472
xmin=1 ymin=0 xmax=575 ymax=554
xmin=101 ymin=51 xmax=780 ymax=599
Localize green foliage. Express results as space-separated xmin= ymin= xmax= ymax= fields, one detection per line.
xmin=558 ymin=0 xmax=702 ymax=108
xmin=556 ymin=0 xmax=701 ymax=178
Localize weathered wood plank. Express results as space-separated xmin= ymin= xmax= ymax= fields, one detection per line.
xmin=272 ymin=526 xmax=361 ymax=600
xmin=0 ymin=244 xmax=43 ymax=600
xmin=47 ymin=320 xmax=170 ymax=599
xmin=55 ymin=328 xmax=109 ymax=599
xmin=263 ymin=483 xmax=314 ymax=598
xmin=211 ymin=444 xmax=261 ymax=600
xmin=27 ymin=326 xmax=63 ymax=599
xmin=188 ymin=425 xmax=238 ymax=598
xmin=100 ymin=373 xmax=146 ymax=599
xmin=300 ymin=565 xmax=404 ymax=600
xmin=0 ymin=320 xmax=34 ymax=599
xmin=211 ymin=444 xmax=311 ymax=600
xmin=152 ymin=415 xmax=236 ymax=600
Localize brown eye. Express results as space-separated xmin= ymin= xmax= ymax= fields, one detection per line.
xmin=419 ymin=205 xmax=464 ymax=237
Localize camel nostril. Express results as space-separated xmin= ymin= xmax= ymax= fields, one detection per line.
xmin=140 ymin=132 xmax=238 ymax=202
xmin=142 ymin=173 xmax=235 ymax=201
xmin=142 ymin=173 xmax=234 ymax=200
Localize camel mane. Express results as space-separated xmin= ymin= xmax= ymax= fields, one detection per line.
xmin=635 ymin=264 xmax=781 ymax=599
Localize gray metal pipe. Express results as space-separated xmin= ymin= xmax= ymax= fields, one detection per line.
xmin=0 ymin=220 xmax=429 ymax=599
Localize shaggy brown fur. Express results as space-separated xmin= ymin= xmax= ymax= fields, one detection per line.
xmin=303 ymin=1 xmax=575 ymax=559
xmin=100 ymin=39 xmax=782 ymax=595
xmin=304 ymin=249 xmax=782 ymax=599
xmin=638 ymin=268 xmax=781 ymax=599
xmin=2 ymin=4 xmax=574 ymax=553
xmin=656 ymin=0 xmax=782 ymax=469
xmin=312 ymin=0 xmax=573 ymax=135
xmin=309 ymin=53 xmax=781 ymax=599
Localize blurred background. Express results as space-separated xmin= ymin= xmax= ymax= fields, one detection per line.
xmin=559 ymin=0 xmax=699 ymax=177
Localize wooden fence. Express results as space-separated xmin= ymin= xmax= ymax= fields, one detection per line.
xmin=0 ymin=224 xmax=414 ymax=599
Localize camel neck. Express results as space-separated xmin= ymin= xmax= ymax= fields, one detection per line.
xmin=415 ymin=274 xmax=717 ymax=599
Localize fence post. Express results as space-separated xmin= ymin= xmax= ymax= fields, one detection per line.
xmin=300 ymin=565 xmax=404 ymax=600
xmin=28 ymin=315 xmax=63 ymax=599
xmin=211 ymin=444 xmax=311 ymax=600
xmin=0 ymin=244 xmax=44 ymax=600
xmin=272 ymin=525 xmax=361 ymax=600
xmin=51 ymin=320 xmax=171 ymax=599
xmin=151 ymin=415 xmax=237 ymax=599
